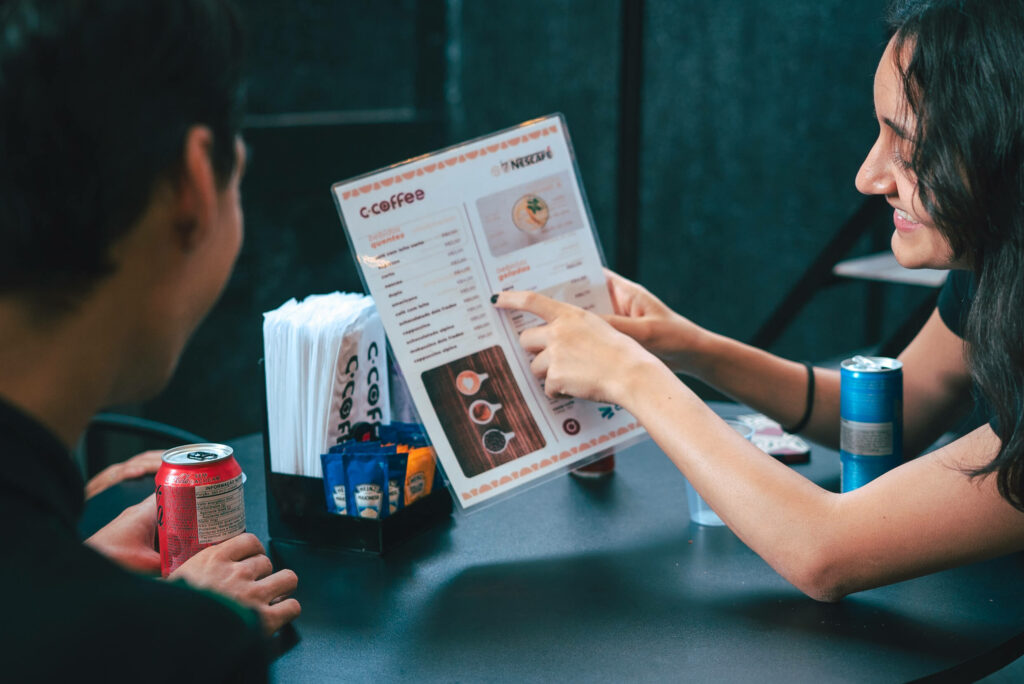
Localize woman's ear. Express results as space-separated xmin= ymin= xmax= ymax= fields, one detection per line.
xmin=172 ymin=125 xmax=218 ymax=251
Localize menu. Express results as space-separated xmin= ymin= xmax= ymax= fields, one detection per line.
xmin=332 ymin=114 xmax=647 ymax=511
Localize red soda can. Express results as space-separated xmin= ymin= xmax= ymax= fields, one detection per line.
xmin=155 ymin=443 xmax=246 ymax=577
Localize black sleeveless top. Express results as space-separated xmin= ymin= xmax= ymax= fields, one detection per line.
xmin=937 ymin=269 xmax=975 ymax=338
xmin=935 ymin=269 xmax=996 ymax=430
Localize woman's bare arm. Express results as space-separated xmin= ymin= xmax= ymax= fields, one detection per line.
xmin=629 ymin=364 xmax=1024 ymax=600
xmin=603 ymin=270 xmax=973 ymax=455
xmin=497 ymin=288 xmax=1024 ymax=601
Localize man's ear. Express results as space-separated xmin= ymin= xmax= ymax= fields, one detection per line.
xmin=172 ymin=125 xmax=218 ymax=251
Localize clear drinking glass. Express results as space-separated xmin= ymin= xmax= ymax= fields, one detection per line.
xmin=685 ymin=419 xmax=754 ymax=526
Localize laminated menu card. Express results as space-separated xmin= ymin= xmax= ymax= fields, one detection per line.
xmin=332 ymin=114 xmax=648 ymax=511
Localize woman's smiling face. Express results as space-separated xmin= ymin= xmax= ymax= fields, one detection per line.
xmin=855 ymin=36 xmax=960 ymax=270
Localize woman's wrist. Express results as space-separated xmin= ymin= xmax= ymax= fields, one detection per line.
xmin=664 ymin=323 xmax=718 ymax=380
xmin=611 ymin=349 xmax=682 ymax=415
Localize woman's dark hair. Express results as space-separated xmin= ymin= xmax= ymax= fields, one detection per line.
xmin=887 ymin=0 xmax=1024 ymax=509
xmin=0 ymin=0 xmax=245 ymax=309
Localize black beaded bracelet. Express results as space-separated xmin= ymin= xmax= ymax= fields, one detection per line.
xmin=785 ymin=361 xmax=815 ymax=434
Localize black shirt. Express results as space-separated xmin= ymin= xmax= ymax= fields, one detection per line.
xmin=937 ymin=268 xmax=975 ymax=339
xmin=936 ymin=269 xmax=996 ymax=430
xmin=0 ymin=397 xmax=268 ymax=683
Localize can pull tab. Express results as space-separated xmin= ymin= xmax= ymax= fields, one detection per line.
xmin=851 ymin=355 xmax=881 ymax=370
xmin=185 ymin=451 xmax=219 ymax=461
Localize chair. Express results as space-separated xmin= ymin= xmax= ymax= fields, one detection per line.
xmin=80 ymin=412 xmax=208 ymax=480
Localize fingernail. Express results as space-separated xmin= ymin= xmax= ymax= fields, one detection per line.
xmin=490 ymin=294 xmax=499 ymax=304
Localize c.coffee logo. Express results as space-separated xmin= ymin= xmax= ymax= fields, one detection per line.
xmin=359 ymin=189 xmax=426 ymax=219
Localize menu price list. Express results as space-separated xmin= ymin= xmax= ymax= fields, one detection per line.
xmin=362 ymin=209 xmax=492 ymax=366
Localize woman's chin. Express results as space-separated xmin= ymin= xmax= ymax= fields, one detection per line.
xmin=890 ymin=233 xmax=951 ymax=270
xmin=891 ymin=251 xmax=931 ymax=270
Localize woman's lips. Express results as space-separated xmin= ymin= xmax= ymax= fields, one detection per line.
xmin=893 ymin=208 xmax=921 ymax=234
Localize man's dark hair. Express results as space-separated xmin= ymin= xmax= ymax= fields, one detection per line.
xmin=0 ymin=0 xmax=245 ymax=308
xmin=887 ymin=0 xmax=1024 ymax=509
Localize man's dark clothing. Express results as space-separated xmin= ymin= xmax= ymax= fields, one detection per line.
xmin=0 ymin=397 xmax=267 ymax=682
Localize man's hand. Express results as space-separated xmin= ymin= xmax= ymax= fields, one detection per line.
xmin=84 ymin=494 xmax=161 ymax=574
xmin=85 ymin=450 xmax=163 ymax=499
xmin=169 ymin=533 xmax=301 ymax=636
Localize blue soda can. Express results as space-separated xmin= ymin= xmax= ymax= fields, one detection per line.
xmin=840 ymin=355 xmax=903 ymax=492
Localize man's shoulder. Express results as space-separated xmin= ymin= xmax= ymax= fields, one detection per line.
xmin=5 ymin=540 xmax=266 ymax=682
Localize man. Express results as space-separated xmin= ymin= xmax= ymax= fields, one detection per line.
xmin=0 ymin=1 xmax=299 ymax=680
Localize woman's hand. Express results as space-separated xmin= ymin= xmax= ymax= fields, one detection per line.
xmin=170 ymin=533 xmax=301 ymax=636
xmin=601 ymin=269 xmax=709 ymax=374
xmin=493 ymin=289 xmax=665 ymax=406
xmin=84 ymin=494 xmax=162 ymax=574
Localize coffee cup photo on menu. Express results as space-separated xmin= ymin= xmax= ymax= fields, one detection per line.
xmin=476 ymin=170 xmax=584 ymax=258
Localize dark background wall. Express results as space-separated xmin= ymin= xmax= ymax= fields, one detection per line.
xmin=118 ymin=0 xmax=932 ymax=447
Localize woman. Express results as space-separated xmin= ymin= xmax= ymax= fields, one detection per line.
xmin=494 ymin=0 xmax=1024 ymax=601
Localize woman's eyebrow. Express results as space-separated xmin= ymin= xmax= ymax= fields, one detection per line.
xmin=883 ymin=117 xmax=911 ymax=140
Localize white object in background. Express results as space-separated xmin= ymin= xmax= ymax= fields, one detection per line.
xmin=262 ymin=293 xmax=390 ymax=478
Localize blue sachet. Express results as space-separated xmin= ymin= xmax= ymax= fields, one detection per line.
xmin=344 ymin=448 xmax=391 ymax=519
xmin=321 ymin=451 xmax=348 ymax=515
xmin=387 ymin=450 xmax=408 ymax=515
xmin=380 ymin=422 xmax=429 ymax=448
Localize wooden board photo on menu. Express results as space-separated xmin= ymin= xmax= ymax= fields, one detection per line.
xmin=421 ymin=346 xmax=546 ymax=478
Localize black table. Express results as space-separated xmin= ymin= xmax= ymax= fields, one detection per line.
xmin=83 ymin=403 xmax=1024 ymax=682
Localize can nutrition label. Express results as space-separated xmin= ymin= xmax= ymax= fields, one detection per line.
xmin=840 ymin=418 xmax=894 ymax=456
xmin=195 ymin=474 xmax=245 ymax=544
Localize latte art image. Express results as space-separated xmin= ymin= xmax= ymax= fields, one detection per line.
xmin=511 ymin=194 xmax=549 ymax=234
xmin=456 ymin=370 xmax=488 ymax=395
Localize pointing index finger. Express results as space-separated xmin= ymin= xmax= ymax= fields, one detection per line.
xmin=491 ymin=290 xmax=565 ymax=322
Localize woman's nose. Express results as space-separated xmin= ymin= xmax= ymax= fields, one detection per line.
xmin=855 ymin=138 xmax=897 ymax=197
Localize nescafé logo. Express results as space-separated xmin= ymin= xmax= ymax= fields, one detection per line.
xmin=498 ymin=146 xmax=553 ymax=175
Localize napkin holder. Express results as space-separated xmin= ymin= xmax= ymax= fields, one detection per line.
xmin=260 ymin=360 xmax=452 ymax=555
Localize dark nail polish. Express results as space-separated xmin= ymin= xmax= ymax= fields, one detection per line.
xmin=490 ymin=294 xmax=499 ymax=304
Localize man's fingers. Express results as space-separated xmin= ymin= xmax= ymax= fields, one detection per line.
xmin=124 ymin=462 xmax=157 ymax=479
xmin=260 ymin=598 xmax=301 ymax=636
xmin=132 ymin=492 xmax=157 ymax=510
xmin=218 ymin=533 xmax=266 ymax=561
xmin=492 ymin=290 xmax=565 ymax=321
xmin=240 ymin=553 xmax=275 ymax=581
xmin=85 ymin=451 xmax=163 ymax=499
xmin=134 ymin=449 xmax=165 ymax=463
xmin=122 ymin=452 xmax=162 ymax=480
xmin=257 ymin=568 xmax=299 ymax=601
xmin=107 ymin=493 xmax=155 ymax=520
xmin=132 ymin=549 xmax=163 ymax=575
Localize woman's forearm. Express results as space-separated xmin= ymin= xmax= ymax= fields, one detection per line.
xmin=614 ymin=360 xmax=844 ymax=599
xmin=612 ymin=361 xmax=1024 ymax=601
xmin=681 ymin=331 xmax=841 ymax=448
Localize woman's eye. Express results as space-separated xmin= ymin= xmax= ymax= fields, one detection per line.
xmin=890 ymin=151 xmax=914 ymax=172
